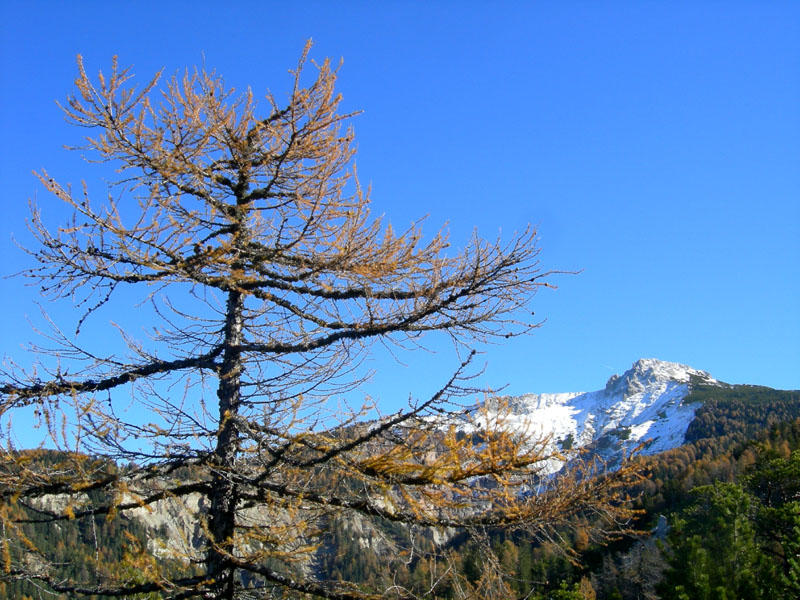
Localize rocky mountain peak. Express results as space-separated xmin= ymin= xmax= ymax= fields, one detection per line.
xmin=605 ymin=358 xmax=716 ymax=396
xmin=456 ymin=359 xmax=724 ymax=474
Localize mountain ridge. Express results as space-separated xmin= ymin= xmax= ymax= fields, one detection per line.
xmin=458 ymin=358 xmax=723 ymax=470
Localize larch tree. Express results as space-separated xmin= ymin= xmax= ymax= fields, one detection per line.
xmin=0 ymin=46 xmax=640 ymax=599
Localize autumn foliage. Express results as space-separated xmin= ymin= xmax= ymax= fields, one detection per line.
xmin=0 ymin=45 xmax=641 ymax=599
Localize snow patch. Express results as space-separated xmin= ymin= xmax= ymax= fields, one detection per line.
xmin=455 ymin=359 xmax=718 ymax=473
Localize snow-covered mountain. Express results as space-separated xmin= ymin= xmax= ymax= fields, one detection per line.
xmin=458 ymin=358 xmax=721 ymax=471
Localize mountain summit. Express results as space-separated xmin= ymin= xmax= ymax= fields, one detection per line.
xmin=604 ymin=358 xmax=715 ymax=395
xmin=463 ymin=359 xmax=720 ymax=471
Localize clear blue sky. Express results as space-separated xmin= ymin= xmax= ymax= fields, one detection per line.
xmin=1 ymin=1 xmax=798 ymax=411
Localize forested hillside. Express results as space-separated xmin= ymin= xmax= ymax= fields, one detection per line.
xmin=2 ymin=384 xmax=798 ymax=599
xmin=307 ymin=383 xmax=800 ymax=599
xmin=0 ymin=453 xmax=199 ymax=600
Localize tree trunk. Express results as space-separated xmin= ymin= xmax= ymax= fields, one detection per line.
xmin=208 ymin=289 xmax=244 ymax=599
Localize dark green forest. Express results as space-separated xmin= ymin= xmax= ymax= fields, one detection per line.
xmin=2 ymin=383 xmax=799 ymax=600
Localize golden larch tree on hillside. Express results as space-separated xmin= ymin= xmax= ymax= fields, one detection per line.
xmin=0 ymin=46 xmax=640 ymax=599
